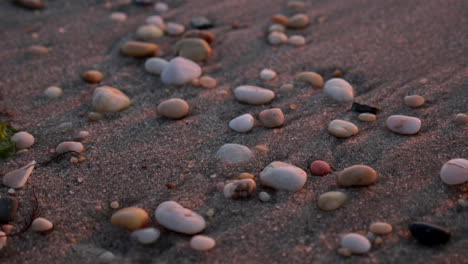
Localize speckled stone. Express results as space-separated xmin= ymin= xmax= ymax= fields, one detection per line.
xmin=337 ymin=165 xmax=377 ymax=187
xmin=386 ymin=115 xmax=421 ymax=135
xmin=269 ymin=24 xmax=286 ymax=32
xmin=110 ymin=12 xmax=127 ymax=22
xmin=111 ymin=207 xmax=150 ymax=230
xmin=155 ymin=201 xmax=206 ymax=234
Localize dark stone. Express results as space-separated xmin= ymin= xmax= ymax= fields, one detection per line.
xmin=409 ymin=222 xmax=451 ymax=246
xmin=14 ymin=0 xmax=45 ymax=9
xmin=133 ymin=0 xmax=154 ymax=5
xmin=190 ymin=17 xmax=214 ymax=30
xmin=351 ymin=102 xmax=380 ymax=114
xmin=0 ymin=197 xmax=18 ymax=224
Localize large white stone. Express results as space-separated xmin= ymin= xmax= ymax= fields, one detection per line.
xmin=11 ymin=131 xmax=34 ymax=149
xmin=3 ymin=161 xmax=36 ymax=189
xmin=161 ymin=57 xmax=201 ymax=85
xmin=216 ymin=143 xmax=253 ymax=163
xmin=386 ymin=115 xmax=421 ymax=135
xmin=341 ymin=233 xmax=371 ymax=254
xmin=323 ymin=78 xmax=354 ymax=103
xmin=229 ymin=114 xmax=254 ymax=133
xmin=92 ymin=86 xmax=131 ymax=113
xmin=259 ymin=161 xmax=307 ymax=192
xmin=440 ymin=159 xmax=468 ymax=185
xmin=234 ymin=86 xmax=275 ymax=105
xmin=155 ymin=201 xmax=205 ymax=234
xmin=56 ymin=141 xmax=84 ymax=154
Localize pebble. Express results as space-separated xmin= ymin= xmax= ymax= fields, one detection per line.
xmin=154 ymin=2 xmax=168 ymax=13
xmin=268 ymin=32 xmax=288 ymax=45
xmin=157 ymin=98 xmax=189 ymax=119
xmin=166 ymin=22 xmax=185 ymax=36
xmin=98 ymin=251 xmax=115 ymax=263
xmin=287 ymin=14 xmax=309 ymax=29
xmin=272 ymin=14 xmax=289 ymax=25
xmin=56 ymin=141 xmax=84 ymax=154
xmin=14 ymin=0 xmax=45 ymax=9
xmin=333 ymin=70 xmax=343 ymax=77
xmin=111 ymin=207 xmax=149 ymax=230
xmin=327 ymin=120 xmax=359 ymax=138
xmin=260 ymin=69 xmax=277 ymax=81
xmin=190 ymin=16 xmax=213 ymax=29
xmin=110 ymin=12 xmax=127 ymax=22
xmin=234 ymin=85 xmax=275 ymax=105
xmin=295 ymin=72 xmax=323 ymax=88
xmin=136 ymin=25 xmax=164 ymax=40
xmin=288 ymin=35 xmax=306 ymax=46
xmin=31 ymin=217 xmax=53 ymax=232
xmin=260 ymin=161 xmax=307 ymax=192
xmin=0 ymin=232 xmax=6 ymax=250
xmin=131 ymin=227 xmax=160 ymax=244
xmin=440 ymin=158 xmax=468 ymax=185
xmin=259 ymin=108 xmax=284 ymax=128
xmin=190 ymin=235 xmax=216 ymax=251
xmin=458 ymin=199 xmax=468 ymax=207
xmin=337 ymin=247 xmax=352 ymax=257
xmin=82 ymin=70 xmax=103 ymax=84
xmin=88 ymin=112 xmax=104 ymax=121
xmin=110 ymin=201 xmax=120 ymax=209
xmin=229 ymin=114 xmax=255 ymax=133
xmin=121 ymin=41 xmax=158 ymax=57
xmin=44 ymin=86 xmax=63 ymax=98
xmin=161 ymin=57 xmax=202 ymax=85
xmin=223 ymin=179 xmax=256 ymax=199
xmin=0 ymin=197 xmax=18 ymax=224
xmin=206 ymin=208 xmax=215 ymax=217
xmin=337 ymin=165 xmax=377 ymax=187
xmin=386 ymin=115 xmax=421 ymax=135
xmin=310 ymin=160 xmax=330 ymax=176
xmin=183 ymin=30 xmax=216 ymax=44
xmin=146 ymin=15 xmax=165 ymax=30
xmin=11 ymin=131 xmax=34 ymax=149
xmin=92 ymin=86 xmax=131 ymax=113
xmin=358 ymin=113 xmax=377 ymax=122
xmin=75 ymin=131 xmax=90 ymax=141
xmin=238 ymin=172 xmax=254 ymax=180
xmin=404 ymin=95 xmax=425 ymax=108
xmin=26 ymin=45 xmax=49 ymax=55
xmin=258 ymin=191 xmax=271 ymax=202
xmin=155 ymin=201 xmax=206 ymax=234
xmin=409 ymin=222 xmax=451 ymax=246
xmin=144 ymin=57 xmax=168 ymax=75
xmin=199 ymin=76 xmax=217 ymax=88
xmin=323 ymin=78 xmax=354 ymax=103
xmin=175 ymin=38 xmax=211 ymax=61
xmin=317 ymin=191 xmax=347 ymax=211
xmin=269 ymin=24 xmax=286 ymax=33
xmin=340 ymin=233 xmax=371 ymax=254
xmin=369 ymin=222 xmax=393 ymax=235
xmin=280 ymin=83 xmax=294 ymax=93
xmin=216 ymin=143 xmax=253 ymax=163
xmin=454 ymin=113 xmax=468 ymax=124
xmin=3 ymin=161 xmax=36 ymax=189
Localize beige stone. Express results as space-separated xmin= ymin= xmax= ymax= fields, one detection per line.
xmin=259 ymin=108 xmax=284 ymax=128
xmin=121 ymin=41 xmax=158 ymax=57
xmin=295 ymin=72 xmax=323 ymax=88
xmin=157 ymin=98 xmax=189 ymax=119
xmin=175 ymin=38 xmax=211 ymax=61
xmin=111 ymin=207 xmax=149 ymax=230
xmin=337 ymin=165 xmax=377 ymax=187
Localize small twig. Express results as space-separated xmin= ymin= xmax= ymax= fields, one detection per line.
xmin=20 ymin=151 xmax=82 ymax=170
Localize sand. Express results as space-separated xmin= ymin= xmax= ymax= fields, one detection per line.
xmin=0 ymin=0 xmax=467 ymax=263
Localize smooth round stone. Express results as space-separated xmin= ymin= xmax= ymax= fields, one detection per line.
xmin=44 ymin=86 xmax=62 ymax=98
xmin=146 ymin=15 xmax=165 ymax=30
xmin=268 ymin=32 xmax=287 ymax=45
xmin=31 ymin=217 xmax=53 ymax=232
xmin=111 ymin=207 xmax=149 ymax=230
xmin=216 ymin=143 xmax=253 ymax=163
xmin=0 ymin=197 xmax=18 ymax=224
xmin=409 ymin=222 xmax=451 ymax=246
xmin=144 ymin=57 xmax=168 ymax=75
xmin=370 ymin=222 xmax=393 ymax=235
xmin=56 ymin=141 xmax=84 ymax=154
xmin=318 ymin=191 xmax=347 ymax=211
xmin=341 ymin=233 xmax=371 ymax=254
xmin=3 ymin=161 xmax=36 ymax=189
xmin=110 ymin=12 xmax=127 ymax=22
xmin=82 ymin=70 xmax=103 ymax=83
xmin=223 ymin=179 xmax=256 ymax=199
xmin=258 ymin=191 xmax=271 ymax=202
xmin=0 ymin=231 xmax=6 ymax=250
xmin=11 ymin=131 xmax=34 ymax=149
xmin=337 ymin=165 xmax=377 ymax=187
xmin=310 ymin=160 xmax=330 ymax=176
xmin=234 ymin=85 xmax=275 ymax=105
xmin=229 ymin=114 xmax=254 ymax=133
xmin=358 ymin=113 xmax=376 ymax=122
xmin=440 ymin=158 xmax=468 ymax=185
xmin=166 ymin=22 xmax=185 ymax=36
xmin=155 ymin=201 xmax=206 ymax=234
xmin=26 ymin=45 xmax=49 ymax=55
xmin=175 ymin=38 xmax=211 ymax=62
xmin=121 ymin=41 xmax=158 ymax=57
xmin=328 ymin=120 xmax=359 ymax=138
xmin=75 ymin=130 xmax=89 ymax=141
xmin=271 ymin=14 xmax=289 ymax=25
xmin=269 ymin=24 xmax=286 ymax=32
xmin=154 ymin=2 xmax=168 ymax=13
xmin=455 ymin=113 xmax=468 ymax=124
xmin=199 ymin=76 xmax=217 ymax=88
xmin=98 ymin=251 xmax=115 ymax=263
xmin=260 ymin=69 xmax=277 ymax=81
xmin=14 ymin=0 xmax=45 ymax=9
xmin=386 ymin=115 xmax=421 ymax=135
xmin=295 ymin=72 xmax=323 ymax=88
xmin=404 ymin=95 xmax=425 ymax=108
xmin=288 ymin=35 xmax=306 ymax=46
xmin=92 ymin=86 xmax=131 ymax=113
xmin=157 ymin=98 xmax=189 ymax=119
xmin=161 ymin=57 xmax=202 ymax=85
xmin=190 ymin=235 xmax=216 ymax=251
xmin=190 ymin=16 xmax=213 ymax=29
xmin=259 ymin=108 xmax=284 ymax=128
xmin=287 ymin=14 xmax=309 ymax=29
xmin=136 ymin=25 xmax=164 ymax=40
xmin=324 ymin=78 xmax=354 ymax=103
xmin=260 ymin=161 xmax=307 ymax=192
xmin=183 ymin=30 xmax=216 ymax=44
xmin=131 ymin=227 xmax=160 ymax=244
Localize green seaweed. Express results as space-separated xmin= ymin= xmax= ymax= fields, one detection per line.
xmin=0 ymin=121 xmax=17 ymax=159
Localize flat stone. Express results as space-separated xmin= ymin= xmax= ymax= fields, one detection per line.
xmin=166 ymin=22 xmax=185 ymax=36
xmin=11 ymin=131 xmax=34 ymax=149
xmin=440 ymin=158 xmax=468 ymax=185
xmin=268 ymin=32 xmax=287 ymax=45
xmin=409 ymin=222 xmax=451 ymax=246
xmin=190 ymin=235 xmax=216 ymax=251
xmin=92 ymin=86 xmax=131 ymax=113
xmin=324 ymin=78 xmax=354 ymax=103
xmin=175 ymin=38 xmax=211 ymax=62
xmin=56 ymin=141 xmax=84 ymax=154
xmin=121 ymin=41 xmax=158 ymax=57
xmin=161 ymin=57 xmax=202 ymax=85
xmin=3 ymin=161 xmax=36 ymax=189
xmin=328 ymin=120 xmax=359 ymax=138
xmin=358 ymin=113 xmax=376 ymax=122
xmin=183 ymin=30 xmax=216 ymax=44
xmin=341 ymin=233 xmax=371 ymax=254
xmin=26 ymin=45 xmax=49 ymax=55
xmin=111 ymin=207 xmax=150 ymax=230
xmin=404 ymin=95 xmax=425 ymax=108
xmin=370 ymin=222 xmax=393 ymax=235
xmin=216 ymin=143 xmax=253 ymax=163
xmin=131 ymin=227 xmax=160 ymax=244
xmin=318 ymin=191 xmax=347 ymax=211
xmin=223 ymin=179 xmax=256 ymax=199
xmin=157 ymin=98 xmax=189 ymax=119
xmin=260 ymin=161 xmax=307 ymax=192
xmin=310 ymin=160 xmax=330 ymax=176
xmin=386 ymin=115 xmax=421 ymax=135
xmin=295 ymin=72 xmax=323 ymax=88
xmin=287 ymin=14 xmax=309 ymax=29
xmin=82 ymin=70 xmax=103 ymax=83
xmin=259 ymin=108 xmax=284 ymax=128
xmin=31 ymin=217 xmax=53 ymax=232
xmin=0 ymin=197 xmax=18 ymax=224
xmin=44 ymin=86 xmax=62 ymax=98
xmin=229 ymin=114 xmax=255 ymax=133
xmin=337 ymin=165 xmax=377 ymax=187
xmin=146 ymin=15 xmax=165 ymax=30
xmin=144 ymin=57 xmax=168 ymax=75
xmin=136 ymin=25 xmax=164 ymax=40
xmin=260 ymin=69 xmax=277 ymax=81
xmin=155 ymin=201 xmax=206 ymax=234
xmin=234 ymin=85 xmax=275 ymax=105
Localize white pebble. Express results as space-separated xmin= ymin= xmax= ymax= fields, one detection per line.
xmin=144 ymin=57 xmax=168 ymax=75
xmin=190 ymin=235 xmax=216 ymax=251
xmin=260 ymin=161 xmax=307 ymax=192
xmin=110 ymin=12 xmax=127 ymax=22
xmin=229 ymin=114 xmax=255 ymax=133
xmin=31 ymin=217 xmax=53 ymax=232
xmin=146 ymin=15 xmax=165 ymax=30
xmin=44 ymin=86 xmax=63 ymax=98
xmin=56 ymin=141 xmax=84 ymax=154
xmin=131 ymin=227 xmax=161 ymax=244
xmin=260 ymin=69 xmax=277 ymax=81
xmin=161 ymin=57 xmax=201 ymax=85
xmin=386 ymin=115 xmax=421 ymax=135
xmin=155 ymin=201 xmax=206 ymax=234
xmin=328 ymin=120 xmax=359 ymax=138
xmin=166 ymin=22 xmax=185 ymax=36
xmin=234 ymin=85 xmax=275 ymax=105
xmin=136 ymin=25 xmax=164 ymax=40
xmin=154 ymin=2 xmax=168 ymax=13
xmin=340 ymin=233 xmax=371 ymax=254
xmin=268 ymin=32 xmax=287 ymax=45
xmin=323 ymin=78 xmax=354 ymax=103
xmin=440 ymin=158 xmax=468 ymax=185
xmin=99 ymin=251 xmax=115 ymax=263
xmin=11 ymin=131 xmax=34 ymax=149
xmin=216 ymin=143 xmax=253 ymax=163
xmin=92 ymin=86 xmax=131 ymax=113
xmin=258 ymin=191 xmax=271 ymax=202
xmin=288 ymin=35 xmax=306 ymax=46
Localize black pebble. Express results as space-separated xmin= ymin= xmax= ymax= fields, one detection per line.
xmin=133 ymin=0 xmax=154 ymax=6
xmin=0 ymin=197 xmax=18 ymax=224
xmin=351 ymin=102 xmax=380 ymax=114
xmin=409 ymin=222 xmax=451 ymax=246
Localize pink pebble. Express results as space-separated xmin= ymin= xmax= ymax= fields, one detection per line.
xmin=310 ymin=160 xmax=330 ymax=176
